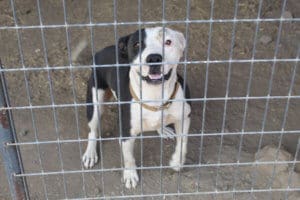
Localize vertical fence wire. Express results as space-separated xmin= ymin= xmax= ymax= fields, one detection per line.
xmin=0 ymin=64 xmax=30 ymax=199
xmin=233 ymin=1 xmax=264 ymax=199
xmin=88 ymin=0 xmax=106 ymax=197
xmin=8 ymin=0 xmax=48 ymax=198
xmin=36 ymin=0 xmax=68 ymax=198
xmin=268 ymin=46 xmax=300 ymax=200
xmin=62 ymin=0 xmax=87 ymax=197
xmin=177 ymin=0 xmax=191 ymax=195
xmin=250 ymin=0 xmax=288 ymax=195
xmin=215 ymin=0 xmax=239 ymax=197
xmin=112 ymin=0 xmax=126 ymax=196
xmin=159 ymin=0 xmax=166 ymax=197
xmin=197 ymin=0 xmax=215 ymax=193
xmin=283 ymin=47 xmax=300 ymax=200
xmin=137 ymin=0 xmax=144 ymax=196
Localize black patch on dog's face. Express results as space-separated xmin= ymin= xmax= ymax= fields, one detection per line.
xmin=118 ymin=29 xmax=146 ymax=62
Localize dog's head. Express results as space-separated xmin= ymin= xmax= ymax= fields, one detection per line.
xmin=118 ymin=27 xmax=186 ymax=85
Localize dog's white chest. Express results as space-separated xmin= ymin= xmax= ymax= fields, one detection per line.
xmin=130 ymin=103 xmax=174 ymax=135
xmin=143 ymin=111 xmax=170 ymax=129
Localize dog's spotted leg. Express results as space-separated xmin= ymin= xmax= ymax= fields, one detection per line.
xmin=122 ymin=138 xmax=139 ymax=189
xmin=169 ymin=117 xmax=190 ymax=171
xmin=82 ymin=88 xmax=105 ymax=168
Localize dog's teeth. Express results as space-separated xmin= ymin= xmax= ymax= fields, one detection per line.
xmin=149 ymin=74 xmax=162 ymax=79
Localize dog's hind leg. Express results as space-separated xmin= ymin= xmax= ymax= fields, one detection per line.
xmin=82 ymin=87 xmax=105 ymax=168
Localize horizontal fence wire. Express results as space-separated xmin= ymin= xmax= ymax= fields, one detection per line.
xmin=1 ymin=0 xmax=299 ymax=199
xmin=1 ymin=18 xmax=300 ymax=30
xmin=0 ymin=95 xmax=299 ymax=111
xmin=5 ymin=130 xmax=300 ymax=146
xmin=1 ymin=59 xmax=299 ymax=72
xmin=11 ymin=161 xmax=300 ymax=177
xmin=64 ymin=188 xmax=300 ymax=200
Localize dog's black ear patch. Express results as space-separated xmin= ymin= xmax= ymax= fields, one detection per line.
xmin=118 ymin=35 xmax=130 ymax=58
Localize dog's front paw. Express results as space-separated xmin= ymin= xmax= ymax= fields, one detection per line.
xmin=157 ymin=126 xmax=176 ymax=140
xmin=82 ymin=149 xmax=98 ymax=168
xmin=123 ymin=169 xmax=139 ymax=189
xmin=169 ymin=154 xmax=184 ymax=172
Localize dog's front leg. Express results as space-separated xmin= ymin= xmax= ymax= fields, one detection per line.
xmin=122 ymin=138 xmax=139 ymax=189
xmin=82 ymin=88 xmax=105 ymax=168
xmin=169 ymin=117 xmax=190 ymax=171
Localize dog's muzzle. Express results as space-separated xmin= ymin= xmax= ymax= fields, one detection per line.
xmin=139 ymin=69 xmax=173 ymax=85
xmin=138 ymin=54 xmax=172 ymax=84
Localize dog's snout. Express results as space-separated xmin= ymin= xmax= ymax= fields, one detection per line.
xmin=146 ymin=54 xmax=162 ymax=63
xmin=147 ymin=54 xmax=162 ymax=75
xmin=149 ymin=66 xmax=161 ymax=74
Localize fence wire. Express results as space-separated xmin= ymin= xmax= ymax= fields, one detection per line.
xmin=0 ymin=0 xmax=299 ymax=199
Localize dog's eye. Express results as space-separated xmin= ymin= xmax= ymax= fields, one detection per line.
xmin=133 ymin=42 xmax=140 ymax=48
xmin=165 ymin=39 xmax=172 ymax=46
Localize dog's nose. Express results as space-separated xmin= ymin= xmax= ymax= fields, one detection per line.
xmin=146 ymin=54 xmax=162 ymax=63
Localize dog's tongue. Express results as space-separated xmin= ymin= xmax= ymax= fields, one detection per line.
xmin=148 ymin=74 xmax=162 ymax=80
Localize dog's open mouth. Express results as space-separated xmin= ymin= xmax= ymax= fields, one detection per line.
xmin=148 ymin=73 xmax=163 ymax=80
xmin=139 ymin=69 xmax=173 ymax=84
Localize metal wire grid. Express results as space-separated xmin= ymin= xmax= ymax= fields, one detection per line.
xmin=1 ymin=0 xmax=300 ymax=199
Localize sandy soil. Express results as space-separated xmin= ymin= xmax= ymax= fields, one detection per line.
xmin=0 ymin=0 xmax=299 ymax=199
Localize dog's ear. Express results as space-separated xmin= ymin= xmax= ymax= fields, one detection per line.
xmin=118 ymin=35 xmax=130 ymax=58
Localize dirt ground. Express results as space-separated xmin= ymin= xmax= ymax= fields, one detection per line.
xmin=0 ymin=0 xmax=300 ymax=199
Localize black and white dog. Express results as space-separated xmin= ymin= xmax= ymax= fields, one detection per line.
xmin=82 ymin=27 xmax=191 ymax=189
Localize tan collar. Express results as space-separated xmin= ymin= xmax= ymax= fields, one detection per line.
xmin=129 ymin=82 xmax=180 ymax=112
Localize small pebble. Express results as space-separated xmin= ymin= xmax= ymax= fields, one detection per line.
xmin=282 ymin=11 xmax=293 ymax=19
xmin=94 ymin=187 xmax=101 ymax=195
xmin=259 ymin=35 xmax=272 ymax=45
xmin=245 ymin=173 xmax=251 ymax=180
xmin=105 ymin=132 xmax=112 ymax=137
xmin=19 ymin=129 xmax=29 ymax=136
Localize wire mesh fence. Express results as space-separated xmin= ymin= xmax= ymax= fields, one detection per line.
xmin=0 ymin=0 xmax=299 ymax=199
